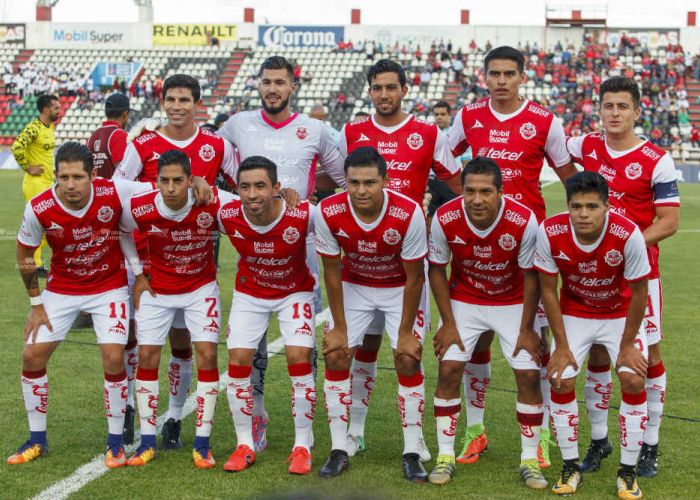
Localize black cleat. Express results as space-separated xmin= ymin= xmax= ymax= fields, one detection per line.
xmin=161 ymin=418 xmax=182 ymax=450
xmin=580 ymin=438 xmax=612 ymax=473
xmin=637 ymin=443 xmax=659 ymax=478
xmin=123 ymin=405 xmax=135 ymax=445
xmin=319 ymin=449 xmax=349 ymax=478
xmin=402 ymin=453 xmax=428 ymax=483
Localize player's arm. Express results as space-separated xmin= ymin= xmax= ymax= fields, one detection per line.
xmin=643 ymin=205 xmax=679 ymax=246
xmin=113 ymin=143 xmax=144 ymax=180
xmin=546 ymin=118 xmax=577 ymax=182
xmin=12 ymin=122 xmax=42 ymax=175
xmin=644 ymin=156 xmax=681 ymax=246
xmin=513 ymin=214 xmax=542 ymax=363
xmin=109 ymin=128 xmax=128 ymax=165
xmin=433 ymin=129 xmax=462 ymax=195
xmin=317 ymin=124 xmax=347 ymax=189
xmin=446 ymin=107 xmax=469 ymax=156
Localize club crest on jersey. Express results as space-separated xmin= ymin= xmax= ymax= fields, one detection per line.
xmin=296 ymin=126 xmax=308 ymax=140
xmin=604 ymin=249 xmax=623 ymax=267
xmin=406 ymin=132 xmax=423 ymax=150
xmin=383 ymin=228 xmax=402 ymax=245
xmin=97 ymin=206 xmax=114 ymax=223
xmin=196 ymin=212 xmax=214 ymax=229
xmin=94 ymin=139 xmax=102 ymax=151
xmin=282 ymin=226 xmax=300 ymax=244
xmin=519 ymin=122 xmax=537 ymax=140
xmin=199 ymin=144 xmax=215 ymax=162
xmin=498 ymin=233 xmax=517 ymax=251
xmin=625 ymin=162 xmax=642 ymax=180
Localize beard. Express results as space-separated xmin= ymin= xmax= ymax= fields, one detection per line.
xmin=261 ymin=94 xmax=290 ymax=115
xmin=374 ymin=100 xmax=401 ymax=117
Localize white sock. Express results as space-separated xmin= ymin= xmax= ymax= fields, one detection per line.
xmin=550 ymin=390 xmax=579 ymax=461
xmin=226 ymin=365 xmax=254 ymax=449
xmin=324 ymin=369 xmax=350 ymax=452
xmin=620 ymin=391 xmax=648 ymax=466
xmin=135 ymin=370 xmax=159 ymax=438
xmin=124 ymin=346 xmax=138 ymax=407
xmin=194 ymin=369 xmax=219 ymax=439
xmin=21 ymin=369 xmax=48 ymax=434
xmin=349 ymin=351 xmax=377 ymax=438
xmin=289 ymin=363 xmax=315 ymax=450
xmin=584 ymin=364 xmax=612 ymax=441
xmin=104 ymin=372 xmax=128 ymax=436
xmin=644 ymin=362 xmax=666 ymax=446
xmin=398 ymin=373 xmax=425 ymax=455
xmin=434 ymin=397 xmax=461 ymax=457
xmin=516 ymin=401 xmax=544 ymax=461
xmin=464 ymin=352 xmax=491 ymax=428
xmin=166 ymin=352 xmax=193 ymax=421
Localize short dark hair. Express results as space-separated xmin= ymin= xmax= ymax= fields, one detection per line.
xmin=344 ymin=146 xmax=387 ymax=177
xmin=237 ymin=155 xmax=278 ymax=185
xmin=37 ymin=94 xmax=58 ymax=114
xmin=461 ymin=156 xmax=502 ymax=190
xmin=162 ymin=74 xmax=201 ymax=102
xmin=565 ymin=171 xmax=609 ymax=203
xmin=600 ymin=76 xmax=641 ymax=108
xmin=55 ymin=141 xmax=93 ymax=174
xmin=157 ymin=149 xmax=191 ymax=176
xmin=484 ymin=46 xmax=525 ymax=73
xmin=354 ymin=111 xmax=370 ymax=119
xmin=432 ymin=100 xmax=451 ymax=113
xmin=259 ymin=56 xmax=294 ymax=81
xmin=367 ymin=59 xmax=406 ymax=88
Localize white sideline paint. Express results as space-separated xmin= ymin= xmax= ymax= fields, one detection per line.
xmin=32 ymin=308 xmax=330 ymax=500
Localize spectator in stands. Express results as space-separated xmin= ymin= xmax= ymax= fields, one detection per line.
xmin=691 ymin=126 xmax=700 ymax=148
xmin=293 ymin=63 xmax=302 ymax=85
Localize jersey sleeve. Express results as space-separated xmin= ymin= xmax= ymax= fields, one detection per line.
xmin=428 ymin=217 xmax=450 ymax=265
xmin=651 ymin=153 xmax=680 ymax=206
xmin=216 ymin=192 xmax=240 ymax=232
xmin=566 ymin=135 xmax=585 ymax=164
xmin=216 ymin=113 xmax=239 ymax=148
xmin=337 ymin=124 xmax=348 ymax=158
xmin=623 ymin=228 xmax=651 ymax=281
xmin=318 ymin=125 xmax=347 ymax=188
xmin=313 ymin=209 xmax=340 ymax=257
xmin=114 ymin=143 xmax=143 ymax=180
xmin=17 ymin=203 xmax=43 ymax=248
xmin=447 ymin=107 xmax=469 ymax=156
xmin=432 ymin=129 xmax=461 ymax=181
xmin=518 ymin=213 xmax=539 ymax=269
xmin=109 ymin=128 xmax=128 ymax=165
xmin=533 ymin=224 xmax=558 ymax=275
xmin=120 ymin=231 xmax=143 ymax=275
xmin=401 ymin=205 xmax=428 ymax=261
xmin=12 ymin=121 xmax=39 ymax=169
xmin=220 ymin=140 xmax=238 ymax=185
xmin=114 ymin=178 xmax=155 ymax=201
xmin=545 ymin=117 xmax=572 ymax=167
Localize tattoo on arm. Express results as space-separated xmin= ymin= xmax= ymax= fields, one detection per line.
xmin=21 ymin=268 xmax=39 ymax=294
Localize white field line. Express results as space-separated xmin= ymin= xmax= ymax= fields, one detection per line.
xmin=31 ymin=308 xmax=329 ymax=500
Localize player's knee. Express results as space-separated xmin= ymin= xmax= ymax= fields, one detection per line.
xmin=550 ymin=377 xmax=576 ymax=394
xmin=437 ymin=361 xmax=463 ymax=391
xmin=21 ymin=346 xmax=47 ymax=372
xmin=101 ymin=347 xmax=126 ymax=373
xmin=618 ymin=371 xmax=645 ymax=394
xmin=395 ymin=354 xmax=419 ymax=377
xmin=195 ymin=343 xmax=217 ymax=370
xmin=647 ymin=343 xmax=662 ymax=365
xmin=138 ymin=346 xmax=161 ymax=369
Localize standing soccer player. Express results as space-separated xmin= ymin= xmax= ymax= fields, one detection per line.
xmin=219 ymin=156 xmax=317 ymax=475
xmin=315 ymin=147 xmax=429 ymax=481
xmin=535 ymin=172 xmax=650 ymax=499
xmin=566 ymin=77 xmax=680 ymax=477
xmin=447 ymin=46 xmax=576 ymax=465
xmin=427 ymin=157 xmax=546 ymax=489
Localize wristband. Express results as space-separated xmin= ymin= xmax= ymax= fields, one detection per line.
xmin=30 ymin=295 xmax=42 ymax=306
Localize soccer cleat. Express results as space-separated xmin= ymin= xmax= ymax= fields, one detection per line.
xmin=252 ymin=415 xmax=269 ymax=452
xmin=105 ymin=446 xmax=127 ymax=469
xmin=519 ymin=459 xmax=548 ymax=489
xmin=127 ymin=446 xmax=156 ymax=466
xmin=418 ymin=435 xmax=432 ymax=463
xmin=161 ymin=418 xmax=182 ymax=450
xmin=552 ymin=462 xmax=583 ymax=496
xmin=428 ymin=454 xmax=456 ymax=485
xmin=223 ymin=444 xmax=255 ymax=472
xmin=538 ymin=428 xmax=552 ymax=469
xmin=636 ymin=443 xmax=658 ymax=478
xmin=580 ymin=438 xmax=613 ymax=473
xmin=287 ymin=446 xmax=312 ymax=475
xmin=192 ymin=448 xmax=216 ymax=469
xmin=123 ymin=405 xmax=135 ymax=446
xmin=319 ymin=449 xmax=349 ymax=478
xmin=6 ymin=440 xmax=46 ymax=465
xmin=346 ymin=434 xmax=366 ymax=458
xmin=617 ymin=466 xmax=643 ymax=499
xmin=456 ymin=425 xmax=488 ymax=464
xmin=402 ymin=453 xmax=428 ymax=483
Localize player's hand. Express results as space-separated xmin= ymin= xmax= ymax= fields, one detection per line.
xmin=127 ymin=117 xmax=166 ymax=143
xmin=322 ymin=323 xmax=349 ymax=358
xmin=279 ymin=188 xmax=301 ymax=209
xmin=397 ymin=330 xmax=423 ymax=363
xmin=513 ymin=326 xmax=542 ymax=366
xmin=616 ymin=344 xmax=648 ymax=377
xmin=308 ymin=193 xmax=319 ymax=205
xmin=133 ymin=273 xmax=156 ymax=310
xmin=547 ymin=346 xmax=578 ymax=389
xmin=26 ymin=165 xmax=44 ymax=176
xmin=192 ymin=176 xmax=214 ymax=206
xmin=24 ymin=304 xmax=52 ymax=344
xmin=433 ymin=322 xmax=464 ymax=360
xmin=422 ymin=189 xmax=432 ymax=215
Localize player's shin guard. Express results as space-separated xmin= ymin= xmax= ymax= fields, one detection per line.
xmin=517 ymin=402 xmax=544 ymax=461
xmin=324 ymin=369 xmax=351 ymax=452
xmin=251 ymin=335 xmax=268 ymax=419
xmin=166 ymin=348 xmax=192 ymax=421
xmin=226 ymin=365 xmax=254 ymax=449
xmin=540 ymin=353 xmax=551 ymax=430
xmin=463 ymin=350 xmax=491 ymax=428
xmin=349 ymin=348 xmax=378 ymax=438
xmin=398 ymin=372 xmax=425 ymax=455
xmin=644 ymin=362 xmax=665 ymax=446
xmin=21 ymin=369 xmax=48 ymax=444
xmin=194 ymin=369 xmax=219 ymax=452
xmin=434 ymin=398 xmax=461 ymax=457
xmin=124 ymin=343 xmax=138 ymax=407
xmin=289 ymin=363 xmax=316 ymax=450
xmin=584 ymin=363 xmax=612 ymax=441
xmin=135 ymin=367 xmax=159 ymax=445
xmin=619 ymin=391 xmax=647 ymax=466
xmin=104 ymin=371 xmax=128 ymax=446
xmin=550 ymin=390 xmax=579 ymax=461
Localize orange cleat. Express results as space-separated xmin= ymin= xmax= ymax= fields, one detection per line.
xmin=223 ymin=444 xmax=256 ymax=472
xmin=456 ymin=432 xmax=488 ymax=464
xmin=193 ymin=448 xmax=216 ymax=469
xmin=105 ymin=446 xmax=127 ymax=469
xmin=127 ymin=446 xmax=156 ymax=467
xmin=287 ymin=446 xmax=312 ymax=475
xmin=7 ymin=441 xmax=46 ymax=465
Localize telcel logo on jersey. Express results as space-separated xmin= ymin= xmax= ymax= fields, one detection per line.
xmin=386 ymin=159 xmax=412 ymax=171
xmin=476 ymin=147 xmax=524 ymax=161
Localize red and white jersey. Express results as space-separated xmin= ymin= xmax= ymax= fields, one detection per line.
xmin=429 ymin=196 xmax=538 ymax=305
xmin=315 ymin=189 xmax=427 ymax=287
xmin=534 ymin=211 xmax=650 ymax=319
xmin=87 ymin=120 xmax=128 ymax=179
xmin=17 ymin=178 xmax=151 ymax=295
xmin=218 ymin=198 xmax=316 ymax=300
xmin=116 ymin=126 xmax=235 ymax=185
xmin=567 ymin=133 xmax=680 ymax=278
xmin=448 ymin=97 xmax=571 ymax=222
xmin=340 ymin=114 xmax=460 ymax=206
xmin=217 ymin=109 xmax=345 ymax=198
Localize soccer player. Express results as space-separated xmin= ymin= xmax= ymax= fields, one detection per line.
xmin=12 ymin=94 xmax=61 ymax=277
xmin=219 ymin=156 xmax=316 ymax=475
xmin=337 ymin=60 xmax=461 ymax=458
xmin=566 ymin=77 xmax=680 ymax=477
xmin=427 ymin=100 xmax=464 ymax=218
xmin=535 ymin=171 xmax=650 ymax=499
xmin=315 ymin=147 xmax=429 ymax=481
xmin=88 ymin=93 xmax=131 ymax=179
xmin=116 ymin=74 xmax=235 ymax=450
xmin=427 ymin=157 xmax=546 ymax=488
xmin=447 ymin=46 xmax=576 ymax=465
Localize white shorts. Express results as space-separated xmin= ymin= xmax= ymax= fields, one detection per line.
xmin=127 ymin=265 xmax=186 ymax=329
xmin=136 ymin=281 xmax=221 ymax=346
xmin=643 ymin=278 xmax=663 ymax=345
xmin=27 ymin=287 xmax=130 ymax=345
xmin=442 ymin=301 xmax=539 ymax=370
xmin=227 ymin=291 xmax=316 ymax=350
xmin=552 ymin=315 xmax=648 ymax=379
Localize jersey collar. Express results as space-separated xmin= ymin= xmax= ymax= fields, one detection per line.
xmin=259 ymin=109 xmax=299 ymax=129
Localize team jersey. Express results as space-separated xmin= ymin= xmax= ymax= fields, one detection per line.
xmin=17 ymin=178 xmax=151 ymax=295
xmin=567 ymin=133 xmax=680 ymax=278
xmin=339 ymin=114 xmax=460 ymax=206
xmin=218 ymin=198 xmax=315 ymax=300
xmin=12 ymin=118 xmax=56 ymax=185
xmin=87 ymin=120 xmax=128 ymax=179
xmin=315 ymin=189 xmax=428 ymax=287
xmin=448 ymin=97 xmax=571 ymax=222
xmin=429 ymin=196 xmax=538 ymax=305
xmin=217 ymin=109 xmax=345 ymax=198
xmin=534 ymin=211 xmax=650 ymax=319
